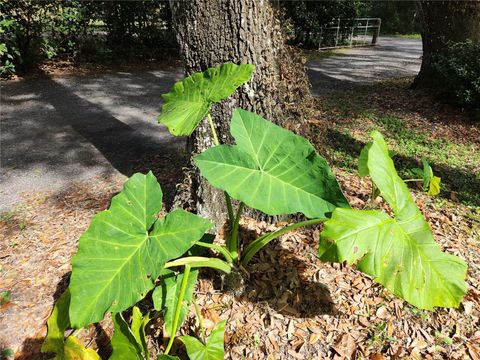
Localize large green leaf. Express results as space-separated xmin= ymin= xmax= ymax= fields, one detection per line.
xmin=69 ymin=172 xmax=212 ymax=328
xmin=158 ymin=63 xmax=254 ymax=136
xmin=358 ymin=142 xmax=372 ymax=177
xmin=152 ymin=268 xmax=199 ymax=337
xmin=194 ymin=108 xmax=350 ymax=218
xmin=42 ymin=290 xmax=70 ymax=357
xmin=180 ymin=321 xmax=226 ymax=360
xmin=319 ymin=131 xmax=467 ymax=309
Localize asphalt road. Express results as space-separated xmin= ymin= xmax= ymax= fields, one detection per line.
xmin=0 ymin=37 xmax=422 ymax=211
xmin=307 ymin=36 xmax=422 ymax=95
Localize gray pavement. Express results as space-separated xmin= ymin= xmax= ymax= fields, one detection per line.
xmin=0 ymin=37 xmax=422 ymax=211
xmin=1 ymin=70 xmax=184 ymax=211
xmin=307 ymin=36 xmax=422 ymax=94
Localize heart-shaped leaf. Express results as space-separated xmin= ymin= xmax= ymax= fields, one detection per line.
xmin=194 ymin=108 xmax=350 ymax=218
xmin=69 ymin=172 xmax=212 ymax=328
xmin=180 ymin=320 xmax=226 ymax=360
xmin=319 ymin=131 xmax=467 ymax=309
xmin=158 ymin=63 xmax=254 ymax=136
xmin=110 ymin=312 xmax=143 ymax=360
xmin=428 ymin=175 xmax=441 ymax=196
xmin=130 ymin=307 xmax=150 ymax=358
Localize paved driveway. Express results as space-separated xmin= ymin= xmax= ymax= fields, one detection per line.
xmin=307 ymin=36 xmax=422 ymax=94
xmin=0 ymin=37 xmax=422 ymax=211
xmin=0 ymin=70 xmax=184 ymax=211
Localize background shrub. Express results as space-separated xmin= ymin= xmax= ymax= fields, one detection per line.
xmin=433 ymin=40 xmax=480 ymax=110
xmin=0 ymin=0 xmax=177 ymax=76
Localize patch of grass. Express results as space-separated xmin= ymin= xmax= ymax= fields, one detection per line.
xmin=302 ymin=48 xmax=351 ymax=62
xmin=405 ymin=305 xmax=430 ymax=322
xmin=382 ymin=33 xmax=421 ymax=40
xmin=434 ymin=330 xmax=454 ymax=346
xmin=0 ymin=290 xmax=11 ymax=305
xmin=0 ymin=211 xmax=14 ymax=222
xmin=315 ymin=84 xmax=480 ymax=207
xmin=366 ymin=321 xmax=398 ymax=351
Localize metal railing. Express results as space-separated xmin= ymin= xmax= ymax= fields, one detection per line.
xmin=317 ymin=18 xmax=381 ymax=50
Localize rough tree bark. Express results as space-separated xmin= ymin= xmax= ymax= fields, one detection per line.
xmin=413 ymin=0 xmax=480 ymax=88
xmin=169 ymin=0 xmax=313 ymax=225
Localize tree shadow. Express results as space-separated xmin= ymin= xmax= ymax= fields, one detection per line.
xmin=307 ymin=37 xmax=422 ymax=95
xmin=231 ymin=226 xmax=336 ymax=318
xmin=1 ymin=70 xmax=186 ymax=209
xmin=242 ymin=254 xmax=335 ymax=317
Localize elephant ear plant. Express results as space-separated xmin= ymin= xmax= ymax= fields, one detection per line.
xmin=42 ymin=62 xmax=467 ymax=359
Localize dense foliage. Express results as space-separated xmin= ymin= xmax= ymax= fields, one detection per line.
xmin=432 ymin=40 xmax=480 ymax=110
xmin=0 ymin=0 xmax=176 ymax=76
xmin=278 ymin=0 xmax=366 ymax=48
xmin=42 ymin=63 xmax=467 ymax=359
xmin=367 ymin=1 xmax=420 ymax=35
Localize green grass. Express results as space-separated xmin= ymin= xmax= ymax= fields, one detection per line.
xmin=316 ymin=83 xmax=480 ymax=207
xmin=382 ymin=33 xmax=421 ymax=40
xmin=302 ymin=48 xmax=352 ymax=62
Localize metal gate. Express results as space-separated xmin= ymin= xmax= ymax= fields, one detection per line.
xmin=317 ymin=18 xmax=381 ymax=50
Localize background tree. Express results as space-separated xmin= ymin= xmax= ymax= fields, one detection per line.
xmin=413 ymin=0 xmax=480 ymax=89
xmin=169 ymin=0 xmax=313 ymax=224
xmin=367 ymin=1 xmax=420 ymax=35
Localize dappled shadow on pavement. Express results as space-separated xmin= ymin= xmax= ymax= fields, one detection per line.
xmin=1 ymin=69 xmax=186 ymax=210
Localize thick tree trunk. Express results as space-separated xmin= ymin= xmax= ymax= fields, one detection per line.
xmin=413 ymin=0 xmax=480 ymax=88
xmin=169 ymin=0 xmax=312 ymax=225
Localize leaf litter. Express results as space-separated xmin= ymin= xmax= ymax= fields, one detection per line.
xmin=1 ymin=78 xmax=479 ymax=359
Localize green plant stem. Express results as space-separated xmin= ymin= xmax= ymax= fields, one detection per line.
xmin=371 ymin=182 xmax=379 ymax=200
xmin=164 ymin=256 xmax=231 ymax=273
xmin=228 ymin=202 xmax=244 ymax=261
xmin=206 ymin=112 xmax=235 ymax=230
xmin=207 ymin=113 xmax=219 ymax=146
xmin=403 ymin=178 xmax=423 ymax=182
xmin=195 ymin=241 xmax=234 ymax=263
xmin=193 ymin=293 xmax=206 ymax=344
xmin=225 ymin=192 xmax=234 ymax=225
xmin=241 ymin=218 xmax=326 ymax=266
xmin=164 ymin=264 xmax=191 ymax=355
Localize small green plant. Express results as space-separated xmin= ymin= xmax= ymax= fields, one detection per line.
xmin=405 ymin=157 xmax=441 ymax=196
xmin=0 ymin=348 xmax=14 ymax=358
xmin=0 ymin=290 xmax=11 ymax=305
xmin=42 ymin=62 xmax=467 ymax=359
